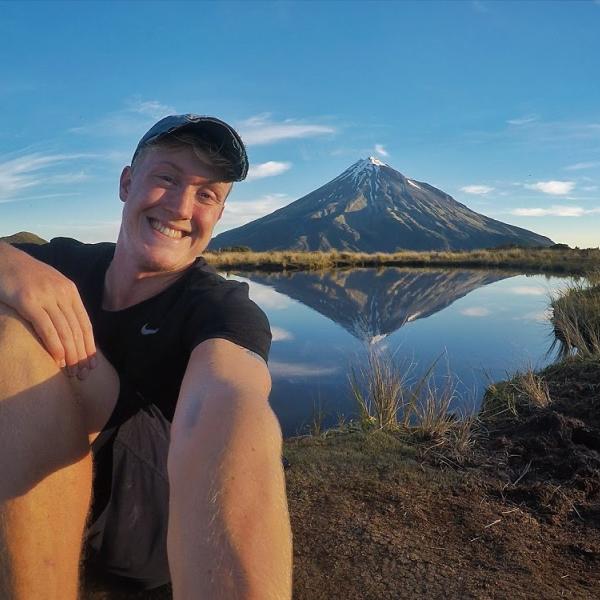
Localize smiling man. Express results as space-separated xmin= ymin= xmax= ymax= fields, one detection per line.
xmin=0 ymin=115 xmax=292 ymax=599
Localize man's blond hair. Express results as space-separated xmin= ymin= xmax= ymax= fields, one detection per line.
xmin=131 ymin=131 xmax=237 ymax=182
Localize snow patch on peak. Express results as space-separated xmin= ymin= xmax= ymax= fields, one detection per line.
xmin=369 ymin=333 xmax=388 ymax=345
xmin=338 ymin=157 xmax=386 ymax=185
xmin=407 ymin=179 xmax=422 ymax=191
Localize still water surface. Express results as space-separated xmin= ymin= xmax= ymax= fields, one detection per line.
xmin=222 ymin=267 xmax=571 ymax=437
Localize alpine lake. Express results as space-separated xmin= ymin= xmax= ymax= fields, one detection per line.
xmin=220 ymin=267 xmax=572 ymax=437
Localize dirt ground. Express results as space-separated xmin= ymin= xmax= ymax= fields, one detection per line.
xmin=85 ymin=358 xmax=600 ymax=599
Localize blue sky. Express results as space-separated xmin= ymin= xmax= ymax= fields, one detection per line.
xmin=1 ymin=0 xmax=599 ymax=247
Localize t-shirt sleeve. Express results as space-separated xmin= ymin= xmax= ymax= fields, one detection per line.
xmin=184 ymin=281 xmax=272 ymax=363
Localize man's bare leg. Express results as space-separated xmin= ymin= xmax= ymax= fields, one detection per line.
xmin=0 ymin=305 xmax=94 ymax=600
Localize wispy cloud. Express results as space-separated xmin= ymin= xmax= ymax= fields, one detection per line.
xmin=268 ymin=361 xmax=339 ymax=378
xmin=507 ymin=114 xmax=539 ymax=126
xmin=238 ymin=114 xmax=335 ymax=145
xmin=70 ymin=98 xmax=176 ymax=137
xmin=460 ymin=307 xmax=490 ymax=317
xmin=271 ymin=326 xmax=294 ymax=341
xmin=514 ymin=309 xmax=551 ymax=322
xmin=511 ymin=205 xmax=600 ymax=217
xmin=509 ymin=286 xmax=546 ymax=296
xmin=460 ymin=184 xmax=494 ymax=195
xmin=0 ymin=153 xmax=91 ymax=201
xmin=127 ymin=99 xmax=175 ymax=120
xmin=524 ymin=180 xmax=575 ymax=195
xmin=564 ymin=160 xmax=600 ymax=171
xmin=462 ymin=119 xmax=600 ymax=149
xmin=374 ymin=144 xmax=388 ymax=157
xmin=246 ymin=161 xmax=291 ymax=180
xmin=225 ymin=276 xmax=294 ymax=310
xmin=217 ymin=193 xmax=291 ymax=232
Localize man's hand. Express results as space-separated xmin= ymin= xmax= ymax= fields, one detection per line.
xmin=0 ymin=243 xmax=96 ymax=379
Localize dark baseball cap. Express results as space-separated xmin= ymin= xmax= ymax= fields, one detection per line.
xmin=132 ymin=114 xmax=249 ymax=181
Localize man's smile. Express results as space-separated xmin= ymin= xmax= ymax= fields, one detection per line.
xmin=148 ymin=217 xmax=190 ymax=240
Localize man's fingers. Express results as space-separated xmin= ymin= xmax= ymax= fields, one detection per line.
xmin=25 ymin=307 xmax=66 ymax=367
xmin=60 ymin=301 xmax=89 ymax=375
xmin=72 ymin=299 xmax=97 ymax=369
xmin=44 ymin=306 xmax=79 ymax=375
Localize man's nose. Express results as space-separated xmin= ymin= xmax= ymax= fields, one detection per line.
xmin=166 ymin=186 xmax=195 ymax=219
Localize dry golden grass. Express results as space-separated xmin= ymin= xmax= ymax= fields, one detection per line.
xmin=551 ymin=278 xmax=600 ymax=358
xmin=514 ymin=369 xmax=552 ymax=408
xmin=348 ymin=346 xmax=475 ymax=458
xmin=206 ymin=247 xmax=600 ymax=275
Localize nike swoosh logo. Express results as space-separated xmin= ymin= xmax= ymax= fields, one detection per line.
xmin=141 ymin=324 xmax=160 ymax=335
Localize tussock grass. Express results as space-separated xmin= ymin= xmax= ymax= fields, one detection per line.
xmin=481 ymin=366 xmax=552 ymax=422
xmin=348 ymin=346 xmax=476 ymax=459
xmin=551 ymin=277 xmax=600 ymax=358
xmin=206 ymin=246 xmax=600 ymax=275
xmin=514 ymin=370 xmax=552 ymax=408
xmin=349 ymin=346 xmax=405 ymax=430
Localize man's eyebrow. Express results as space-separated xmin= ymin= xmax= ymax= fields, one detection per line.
xmin=152 ymin=161 xmax=230 ymax=188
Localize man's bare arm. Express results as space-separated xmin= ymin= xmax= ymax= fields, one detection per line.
xmin=0 ymin=242 xmax=96 ymax=378
xmin=167 ymin=338 xmax=292 ymax=600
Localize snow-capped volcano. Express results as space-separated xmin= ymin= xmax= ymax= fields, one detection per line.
xmin=210 ymin=159 xmax=553 ymax=252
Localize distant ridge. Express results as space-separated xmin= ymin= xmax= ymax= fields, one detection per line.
xmin=0 ymin=231 xmax=47 ymax=245
xmin=211 ymin=158 xmax=554 ymax=252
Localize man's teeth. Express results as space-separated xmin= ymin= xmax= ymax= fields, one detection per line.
xmin=150 ymin=218 xmax=184 ymax=239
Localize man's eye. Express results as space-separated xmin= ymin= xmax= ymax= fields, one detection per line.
xmin=198 ymin=191 xmax=218 ymax=203
xmin=157 ymin=175 xmax=175 ymax=184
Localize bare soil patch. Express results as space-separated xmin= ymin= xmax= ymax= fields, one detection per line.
xmin=84 ymin=359 xmax=600 ymax=599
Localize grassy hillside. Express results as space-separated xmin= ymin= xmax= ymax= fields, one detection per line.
xmin=0 ymin=231 xmax=47 ymax=245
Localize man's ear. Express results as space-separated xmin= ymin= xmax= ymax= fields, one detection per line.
xmin=119 ymin=166 xmax=132 ymax=203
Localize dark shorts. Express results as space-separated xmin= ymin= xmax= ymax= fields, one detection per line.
xmin=85 ymin=380 xmax=172 ymax=590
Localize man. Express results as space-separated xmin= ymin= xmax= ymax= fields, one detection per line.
xmin=0 ymin=114 xmax=293 ymax=599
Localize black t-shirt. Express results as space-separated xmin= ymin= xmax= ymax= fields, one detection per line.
xmin=14 ymin=237 xmax=271 ymax=420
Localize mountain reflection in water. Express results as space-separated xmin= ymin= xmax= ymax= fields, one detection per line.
xmin=240 ymin=268 xmax=511 ymax=342
xmin=223 ymin=268 xmax=563 ymax=436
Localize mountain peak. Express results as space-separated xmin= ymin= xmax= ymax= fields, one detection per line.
xmin=211 ymin=158 xmax=555 ymax=252
xmin=337 ymin=156 xmax=392 ymax=188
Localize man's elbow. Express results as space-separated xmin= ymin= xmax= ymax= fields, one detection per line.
xmin=167 ymin=388 xmax=283 ymax=482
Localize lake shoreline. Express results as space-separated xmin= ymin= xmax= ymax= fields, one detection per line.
xmin=284 ymin=355 xmax=600 ymax=598
xmin=206 ymin=247 xmax=600 ymax=276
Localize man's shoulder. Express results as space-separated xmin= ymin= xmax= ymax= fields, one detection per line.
xmin=13 ymin=236 xmax=115 ymax=271
xmin=49 ymin=237 xmax=115 ymax=254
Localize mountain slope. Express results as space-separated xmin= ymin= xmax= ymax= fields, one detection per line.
xmin=0 ymin=231 xmax=47 ymax=245
xmin=211 ymin=158 xmax=553 ymax=252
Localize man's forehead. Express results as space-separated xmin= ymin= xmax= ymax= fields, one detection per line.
xmin=136 ymin=146 xmax=233 ymax=186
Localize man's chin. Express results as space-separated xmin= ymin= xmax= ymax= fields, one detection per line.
xmin=139 ymin=247 xmax=204 ymax=274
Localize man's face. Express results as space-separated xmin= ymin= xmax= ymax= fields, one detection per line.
xmin=118 ymin=144 xmax=232 ymax=274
